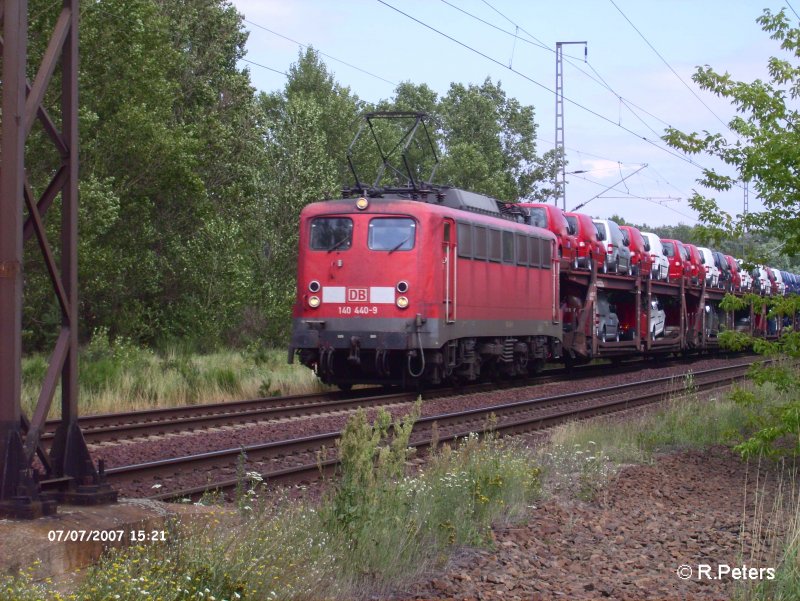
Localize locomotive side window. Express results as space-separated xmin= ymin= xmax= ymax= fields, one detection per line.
xmin=368 ymin=218 xmax=416 ymax=251
xmin=310 ymin=217 xmax=353 ymax=251
xmin=489 ymin=229 xmax=502 ymax=262
xmin=516 ymin=233 xmax=528 ymax=266
xmin=541 ymin=239 xmax=553 ymax=268
xmin=502 ymin=231 xmax=514 ymax=264
xmin=473 ymin=226 xmax=487 ymax=260
xmin=457 ymin=222 xmax=472 ymax=258
xmin=529 ymin=237 xmax=541 ymax=267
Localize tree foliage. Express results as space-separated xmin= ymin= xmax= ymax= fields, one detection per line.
xmin=663 ymin=8 xmax=800 ymax=255
xmin=19 ymin=2 xmax=561 ymax=351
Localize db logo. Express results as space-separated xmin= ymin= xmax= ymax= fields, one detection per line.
xmin=347 ymin=288 xmax=368 ymax=302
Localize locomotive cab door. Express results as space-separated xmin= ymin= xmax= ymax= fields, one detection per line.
xmin=443 ymin=219 xmax=457 ymax=323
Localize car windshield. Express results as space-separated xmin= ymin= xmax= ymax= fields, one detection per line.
xmin=566 ymin=215 xmax=578 ymax=233
xmin=368 ymin=218 xmax=416 ymax=251
xmin=528 ymin=207 xmax=548 ymax=228
xmin=310 ymin=217 xmax=353 ymax=251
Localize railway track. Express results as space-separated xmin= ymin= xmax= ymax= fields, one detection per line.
xmin=40 ymin=355 xmax=729 ymax=446
xmin=90 ymin=359 xmax=758 ymax=501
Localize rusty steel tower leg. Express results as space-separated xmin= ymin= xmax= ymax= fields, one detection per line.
xmin=0 ymin=0 xmax=116 ymax=519
xmin=0 ymin=0 xmax=44 ymax=519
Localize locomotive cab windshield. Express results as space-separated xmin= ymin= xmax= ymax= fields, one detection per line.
xmin=310 ymin=217 xmax=353 ymax=251
xmin=368 ymin=218 xmax=416 ymax=252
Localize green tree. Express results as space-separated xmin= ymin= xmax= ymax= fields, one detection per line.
xmin=438 ymin=78 xmax=537 ymax=200
xmin=663 ymin=8 xmax=800 ymax=459
xmin=23 ymin=0 xmax=268 ymax=349
xmin=258 ymin=49 xmax=361 ymax=341
xmin=663 ymin=8 xmax=800 ymax=254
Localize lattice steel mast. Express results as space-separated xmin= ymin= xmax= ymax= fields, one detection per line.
xmin=0 ymin=0 xmax=116 ymax=519
xmin=554 ymin=41 xmax=587 ymax=210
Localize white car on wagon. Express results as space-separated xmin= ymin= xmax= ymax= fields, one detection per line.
xmin=641 ymin=232 xmax=669 ymax=281
xmin=737 ymin=259 xmax=753 ymax=291
xmin=697 ymin=247 xmax=719 ymax=288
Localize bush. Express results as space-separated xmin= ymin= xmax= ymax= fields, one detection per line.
xmin=321 ymin=404 xmax=541 ymax=591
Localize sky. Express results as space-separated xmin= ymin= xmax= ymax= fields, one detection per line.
xmin=230 ymin=0 xmax=797 ymax=228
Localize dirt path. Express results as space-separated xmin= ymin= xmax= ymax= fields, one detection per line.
xmin=394 ymin=446 xmax=785 ymax=600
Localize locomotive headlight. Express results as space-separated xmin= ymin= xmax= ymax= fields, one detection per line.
xmin=308 ymin=295 xmax=321 ymax=308
xmin=396 ymin=296 xmax=409 ymax=309
xmin=356 ymin=197 xmax=369 ymax=210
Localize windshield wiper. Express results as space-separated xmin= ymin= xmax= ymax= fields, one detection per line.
xmin=387 ymin=235 xmax=411 ymax=254
xmin=327 ymin=235 xmax=351 ymax=253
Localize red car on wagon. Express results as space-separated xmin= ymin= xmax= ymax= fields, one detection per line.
xmin=619 ymin=225 xmax=652 ymax=277
xmin=518 ymin=202 xmax=579 ymax=270
xmin=565 ymin=211 xmax=607 ymax=271
xmin=661 ymin=239 xmax=690 ymax=282
xmin=684 ymin=244 xmax=707 ymax=286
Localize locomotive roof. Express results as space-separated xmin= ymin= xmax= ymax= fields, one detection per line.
xmin=301 ymin=189 xmax=556 ymax=241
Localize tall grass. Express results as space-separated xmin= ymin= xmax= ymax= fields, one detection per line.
xmin=22 ymin=330 xmax=325 ymax=417
xmin=733 ymin=459 xmax=800 ymax=601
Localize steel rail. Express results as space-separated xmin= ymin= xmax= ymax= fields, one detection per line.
xmin=98 ymin=360 xmax=759 ymax=501
xmin=40 ymin=355 xmax=726 ymax=445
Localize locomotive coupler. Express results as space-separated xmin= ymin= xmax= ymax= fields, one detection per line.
xmin=348 ymin=336 xmax=361 ymax=366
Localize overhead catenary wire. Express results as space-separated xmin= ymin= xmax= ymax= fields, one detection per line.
xmin=376 ymin=0 xmax=715 ymax=175
xmin=607 ymin=0 xmax=733 ymax=134
xmin=787 ymin=1 xmax=800 ymax=21
xmin=441 ymin=0 xmax=678 ymax=139
xmin=240 ymin=58 xmax=287 ymax=77
xmin=438 ymin=0 xmax=549 ymax=51
xmin=243 ymin=18 xmax=398 ymax=88
xmin=424 ymin=0 xmax=746 ymax=195
xmin=570 ymin=173 xmax=697 ymax=222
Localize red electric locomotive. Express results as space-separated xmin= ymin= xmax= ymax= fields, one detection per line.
xmin=289 ymin=189 xmax=562 ymax=388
